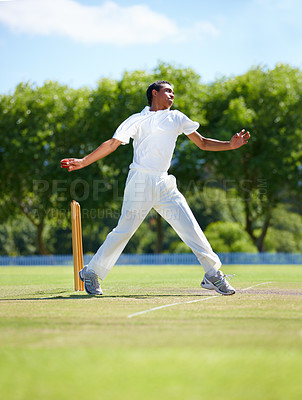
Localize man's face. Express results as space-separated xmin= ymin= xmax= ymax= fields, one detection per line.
xmin=152 ymin=84 xmax=174 ymax=109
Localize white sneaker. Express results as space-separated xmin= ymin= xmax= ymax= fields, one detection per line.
xmin=79 ymin=266 xmax=103 ymax=295
xmin=201 ymin=270 xmax=235 ymax=295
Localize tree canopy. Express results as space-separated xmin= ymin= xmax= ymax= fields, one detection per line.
xmin=0 ymin=62 xmax=301 ymax=254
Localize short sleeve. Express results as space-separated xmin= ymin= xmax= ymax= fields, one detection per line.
xmin=178 ymin=111 xmax=199 ymax=135
xmin=112 ymin=114 xmax=139 ymax=145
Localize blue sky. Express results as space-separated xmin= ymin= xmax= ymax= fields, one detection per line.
xmin=0 ymin=0 xmax=302 ymax=93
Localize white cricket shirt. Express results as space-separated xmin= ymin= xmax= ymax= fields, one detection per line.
xmin=113 ymin=106 xmax=199 ymax=173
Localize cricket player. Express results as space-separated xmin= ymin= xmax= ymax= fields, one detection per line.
xmin=61 ymin=81 xmax=250 ymax=296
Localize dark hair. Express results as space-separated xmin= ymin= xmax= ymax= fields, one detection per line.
xmin=146 ymin=80 xmax=172 ymax=107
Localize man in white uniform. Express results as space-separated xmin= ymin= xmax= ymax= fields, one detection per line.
xmin=61 ymin=81 xmax=250 ymax=296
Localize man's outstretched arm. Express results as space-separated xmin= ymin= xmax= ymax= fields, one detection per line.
xmin=187 ymin=129 xmax=250 ymax=151
xmin=61 ymin=138 xmax=122 ymax=172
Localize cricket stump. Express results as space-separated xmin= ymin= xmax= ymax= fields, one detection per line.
xmin=71 ymin=200 xmax=85 ymax=291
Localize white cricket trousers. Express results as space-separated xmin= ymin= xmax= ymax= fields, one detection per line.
xmin=88 ymin=169 xmax=221 ymax=279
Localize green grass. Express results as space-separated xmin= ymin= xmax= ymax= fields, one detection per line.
xmin=0 ymin=264 xmax=302 ymax=400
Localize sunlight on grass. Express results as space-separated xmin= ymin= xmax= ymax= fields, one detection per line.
xmin=0 ymin=265 xmax=301 ymax=400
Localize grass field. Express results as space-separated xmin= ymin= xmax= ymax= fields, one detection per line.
xmin=0 ymin=264 xmax=302 ymax=400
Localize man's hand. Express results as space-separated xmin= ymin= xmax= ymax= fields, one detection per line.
xmin=60 ymin=158 xmax=85 ymax=172
xmin=230 ymin=129 xmax=251 ymax=149
xmin=60 ymin=138 xmax=121 ymax=172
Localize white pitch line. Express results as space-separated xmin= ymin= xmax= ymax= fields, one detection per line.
xmin=127 ymin=295 xmax=219 ymax=318
xmin=240 ymin=281 xmax=275 ymax=291
xmin=127 ymin=281 xmax=275 ymax=318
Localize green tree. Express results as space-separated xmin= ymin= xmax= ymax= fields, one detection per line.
xmin=2 ymin=63 xmax=301 ymax=256
xmin=175 ymin=64 xmax=302 ymax=251
xmin=0 ymin=82 xmax=90 ymax=253
xmin=263 ymin=204 xmax=302 ymax=252
xmin=0 ymin=216 xmax=36 ymax=256
xmin=80 ymin=63 xmax=207 ymax=253
xmin=204 ymin=221 xmax=258 ymax=253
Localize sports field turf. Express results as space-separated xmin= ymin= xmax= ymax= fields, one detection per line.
xmin=0 ymin=264 xmax=301 ymax=400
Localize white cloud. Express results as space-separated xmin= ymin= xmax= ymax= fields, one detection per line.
xmin=190 ymin=21 xmax=220 ymax=39
xmin=174 ymin=20 xmax=219 ymax=44
xmin=0 ymin=0 xmax=219 ymax=45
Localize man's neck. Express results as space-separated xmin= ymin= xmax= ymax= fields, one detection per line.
xmin=149 ymin=105 xmax=170 ymax=112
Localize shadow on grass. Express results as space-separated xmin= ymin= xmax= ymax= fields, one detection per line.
xmin=0 ymin=292 xmax=216 ymax=301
